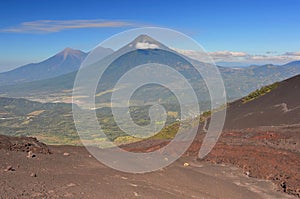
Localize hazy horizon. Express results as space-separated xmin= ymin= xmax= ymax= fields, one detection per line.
xmin=1 ymin=0 xmax=300 ymax=72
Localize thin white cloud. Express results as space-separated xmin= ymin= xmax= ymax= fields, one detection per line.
xmin=135 ymin=42 xmax=159 ymax=49
xmin=1 ymin=19 xmax=136 ymax=33
xmin=266 ymin=51 xmax=278 ymax=54
xmin=173 ymin=48 xmax=300 ymax=65
xmin=172 ymin=48 xmax=248 ymax=63
xmin=284 ymin=52 xmax=300 ymax=56
xmin=209 ymin=51 xmax=247 ymax=58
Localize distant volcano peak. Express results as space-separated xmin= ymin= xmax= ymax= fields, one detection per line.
xmin=133 ymin=34 xmax=157 ymax=43
xmin=58 ymin=48 xmax=86 ymax=60
xmin=129 ymin=34 xmax=168 ymax=50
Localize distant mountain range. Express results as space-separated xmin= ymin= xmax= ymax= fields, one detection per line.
xmin=0 ymin=35 xmax=299 ymax=104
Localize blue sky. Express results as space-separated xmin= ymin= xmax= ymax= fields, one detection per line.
xmin=1 ymin=0 xmax=300 ymax=71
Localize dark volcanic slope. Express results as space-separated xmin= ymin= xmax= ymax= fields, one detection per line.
xmin=224 ymin=74 xmax=300 ymax=129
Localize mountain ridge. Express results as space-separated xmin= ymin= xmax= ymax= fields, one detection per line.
xmin=0 ymin=35 xmax=299 ymax=103
xmin=0 ymin=47 xmax=113 ymax=86
xmin=0 ymin=48 xmax=87 ymax=86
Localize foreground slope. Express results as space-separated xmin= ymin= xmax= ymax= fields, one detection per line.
xmin=0 ymin=135 xmax=293 ymax=199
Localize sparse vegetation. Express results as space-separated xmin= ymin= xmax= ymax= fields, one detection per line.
xmin=242 ymin=82 xmax=279 ymax=103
